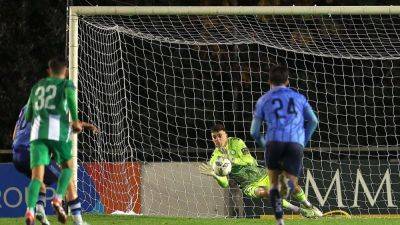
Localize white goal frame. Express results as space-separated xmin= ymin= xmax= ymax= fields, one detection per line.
xmin=68 ymin=4 xmax=400 ymax=201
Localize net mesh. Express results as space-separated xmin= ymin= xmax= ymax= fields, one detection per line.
xmin=76 ymin=13 xmax=400 ymax=217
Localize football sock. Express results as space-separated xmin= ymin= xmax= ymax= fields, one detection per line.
xmin=293 ymin=189 xmax=312 ymax=207
xmin=56 ymin=168 xmax=72 ymax=198
xmin=37 ymin=192 xmax=46 ymax=206
xmin=270 ymin=188 xmax=284 ymax=220
xmin=27 ymin=179 xmax=41 ymax=210
xmin=68 ymin=198 xmax=83 ymax=224
xmin=282 ymin=199 xmax=299 ymax=213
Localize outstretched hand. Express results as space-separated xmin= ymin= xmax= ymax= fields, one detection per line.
xmin=198 ymin=163 xmax=215 ymax=177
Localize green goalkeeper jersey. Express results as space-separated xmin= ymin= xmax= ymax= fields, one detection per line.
xmin=209 ymin=137 xmax=266 ymax=187
xmin=25 ymin=77 xmax=78 ymax=142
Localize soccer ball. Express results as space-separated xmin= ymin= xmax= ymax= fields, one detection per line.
xmin=212 ymin=157 xmax=232 ymax=176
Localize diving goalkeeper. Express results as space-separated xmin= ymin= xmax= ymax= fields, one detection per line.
xmin=199 ymin=124 xmax=321 ymax=218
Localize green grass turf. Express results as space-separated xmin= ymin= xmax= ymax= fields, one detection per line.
xmin=1 ymin=215 xmax=400 ymax=225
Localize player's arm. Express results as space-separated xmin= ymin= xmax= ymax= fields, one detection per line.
xmin=12 ymin=123 xmax=18 ymax=141
xmin=81 ymin=121 xmax=99 ymax=134
xmin=213 ymin=175 xmax=229 ymax=188
xmin=65 ymin=80 xmax=82 ymax=132
xmin=303 ymin=102 xmax=318 ymax=147
xmin=199 ymin=163 xmax=229 ymax=188
xmin=24 ymin=96 xmax=33 ymax=122
xmin=199 ymin=150 xmax=229 ymax=188
xmin=14 ymin=106 xmax=27 ymax=140
xmin=250 ymin=98 xmax=266 ymax=148
xmin=250 ymin=117 xmax=266 ymax=148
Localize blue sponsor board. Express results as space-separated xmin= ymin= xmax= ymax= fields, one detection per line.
xmin=0 ymin=163 xmax=56 ymax=217
xmin=0 ymin=163 xmax=104 ymax=217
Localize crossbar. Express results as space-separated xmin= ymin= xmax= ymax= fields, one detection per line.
xmin=70 ymin=6 xmax=400 ymax=16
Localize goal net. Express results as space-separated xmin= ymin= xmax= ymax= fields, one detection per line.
xmin=70 ymin=6 xmax=400 ymax=217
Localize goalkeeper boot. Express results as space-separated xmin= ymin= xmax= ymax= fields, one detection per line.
xmin=299 ymin=206 xmax=316 ymax=218
xmin=35 ymin=204 xmax=50 ymax=225
xmin=51 ymin=197 xmax=67 ymax=224
xmin=300 ymin=204 xmax=323 ymax=219
xmin=25 ymin=209 xmax=35 ymax=225
xmin=310 ymin=205 xmax=323 ymax=218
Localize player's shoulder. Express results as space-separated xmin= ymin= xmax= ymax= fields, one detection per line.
xmin=33 ymin=77 xmax=56 ymax=87
xmin=30 ymin=78 xmax=46 ymax=92
xmin=64 ymin=79 xmax=75 ymax=89
xmin=228 ymin=137 xmax=246 ymax=146
xmin=33 ymin=78 xmax=47 ymax=86
xmin=19 ymin=105 xmax=27 ymax=115
xmin=49 ymin=78 xmax=75 ymax=89
xmin=228 ymin=137 xmax=244 ymax=142
xmin=287 ymin=88 xmax=307 ymax=101
xmin=256 ymin=91 xmax=271 ymax=105
xmin=212 ymin=147 xmax=223 ymax=156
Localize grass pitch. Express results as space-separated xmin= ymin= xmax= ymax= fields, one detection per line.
xmin=1 ymin=215 xmax=400 ymax=225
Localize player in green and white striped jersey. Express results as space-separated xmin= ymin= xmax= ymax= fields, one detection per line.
xmin=24 ymin=58 xmax=83 ymax=225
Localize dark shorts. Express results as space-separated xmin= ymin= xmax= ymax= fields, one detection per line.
xmin=265 ymin=141 xmax=304 ymax=177
xmin=13 ymin=158 xmax=61 ymax=186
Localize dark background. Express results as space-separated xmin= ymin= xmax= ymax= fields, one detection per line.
xmin=1 ymin=0 xmax=399 ymax=162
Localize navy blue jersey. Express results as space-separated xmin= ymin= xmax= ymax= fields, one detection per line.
xmin=253 ymin=86 xmax=313 ymax=146
xmin=12 ymin=106 xmax=31 ymax=149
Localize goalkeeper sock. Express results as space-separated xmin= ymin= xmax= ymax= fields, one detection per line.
xmin=282 ymin=199 xmax=299 ymax=213
xmin=56 ymin=168 xmax=73 ymax=198
xmin=27 ymin=179 xmax=42 ymax=210
xmin=269 ymin=188 xmax=284 ymax=220
xmin=293 ymin=189 xmax=312 ymax=208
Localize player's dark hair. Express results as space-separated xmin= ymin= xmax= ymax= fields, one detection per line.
xmin=48 ymin=57 xmax=66 ymax=75
xmin=269 ymin=64 xmax=289 ymax=85
xmin=211 ymin=124 xmax=226 ymax=133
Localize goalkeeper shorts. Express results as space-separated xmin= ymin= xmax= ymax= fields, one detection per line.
xmin=242 ymin=175 xmax=270 ymax=198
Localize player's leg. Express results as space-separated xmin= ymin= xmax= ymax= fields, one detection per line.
xmin=33 ymin=160 xmax=62 ymax=225
xmin=13 ymin=146 xmax=50 ymax=225
xmin=281 ymin=170 xmax=312 ymax=208
xmin=265 ymin=142 xmax=285 ymax=225
xmin=281 ymin=143 xmax=322 ymax=218
xmin=52 ymin=141 xmax=87 ymax=225
xmin=51 ymin=141 xmax=74 ymax=224
xmin=26 ymin=140 xmax=50 ymax=225
xmin=250 ymin=175 xmax=303 ymax=216
xmin=281 ymin=143 xmax=303 ymax=197
xmin=65 ymin=182 xmax=86 ymax=225
xmin=252 ymin=185 xmax=300 ymax=213
xmin=281 ymin=143 xmax=313 ymax=207
xmin=35 ymin=184 xmax=50 ymax=225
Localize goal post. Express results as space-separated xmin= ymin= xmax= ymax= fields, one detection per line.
xmin=69 ymin=6 xmax=400 ymax=217
xmin=68 ymin=7 xmax=79 ymax=194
